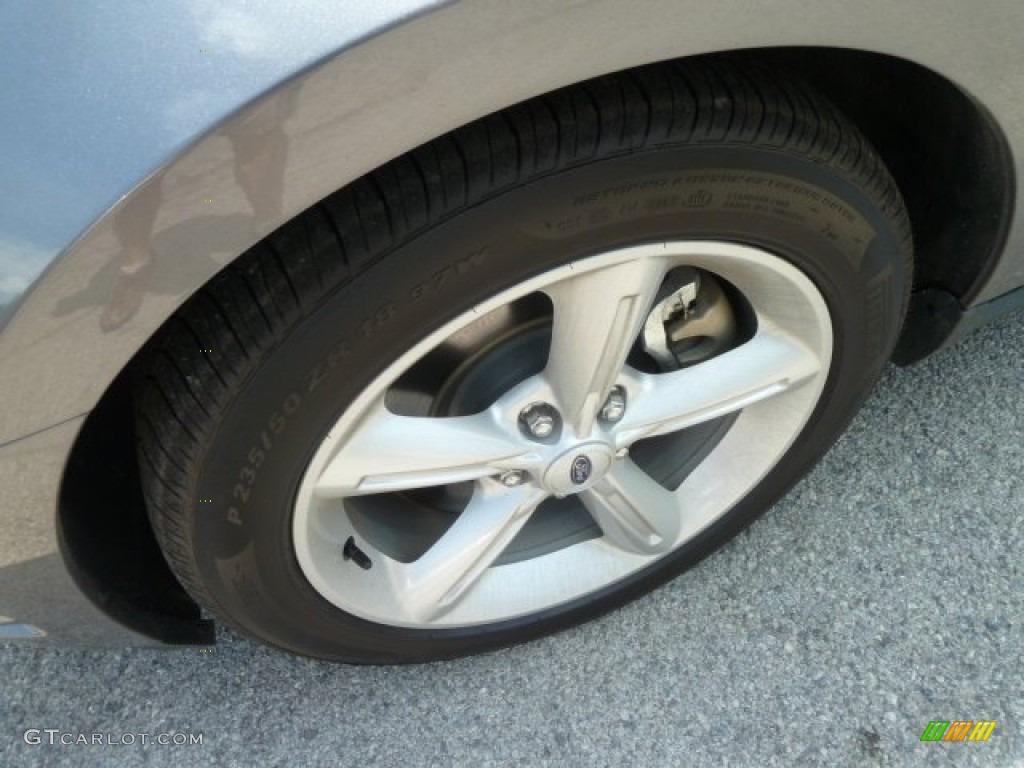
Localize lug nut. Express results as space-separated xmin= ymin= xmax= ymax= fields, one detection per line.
xmin=500 ymin=470 xmax=525 ymax=487
xmin=520 ymin=402 xmax=560 ymax=440
xmin=600 ymin=387 xmax=627 ymax=424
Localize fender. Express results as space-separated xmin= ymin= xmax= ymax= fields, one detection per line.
xmin=1 ymin=0 xmax=1023 ymax=447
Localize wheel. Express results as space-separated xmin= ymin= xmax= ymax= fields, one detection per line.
xmin=136 ymin=58 xmax=911 ymax=662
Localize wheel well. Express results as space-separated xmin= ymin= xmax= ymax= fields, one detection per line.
xmin=761 ymin=48 xmax=1014 ymax=363
xmin=58 ymin=47 xmax=1012 ymax=643
xmin=57 ymin=364 xmax=214 ymax=645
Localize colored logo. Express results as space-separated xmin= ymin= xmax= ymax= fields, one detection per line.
xmin=570 ymin=455 xmax=592 ymax=485
xmin=920 ymin=720 xmax=996 ymax=742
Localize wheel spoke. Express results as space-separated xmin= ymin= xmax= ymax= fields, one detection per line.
xmin=392 ymin=480 xmax=547 ymax=622
xmin=314 ymin=404 xmax=531 ymax=497
xmin=543 ymin=257 xmax=667 ymax=435
xmin=580 ymin=460 xmax=682 ymax=554
xmin=616 ymin=327 xmax=823 ymax=445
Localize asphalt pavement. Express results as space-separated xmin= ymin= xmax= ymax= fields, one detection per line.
xmin=1 ymin=312 xmax=1022 ymax=767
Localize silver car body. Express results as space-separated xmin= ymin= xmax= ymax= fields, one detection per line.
xmin=1 ymin=0 xmax=1022 ymax=644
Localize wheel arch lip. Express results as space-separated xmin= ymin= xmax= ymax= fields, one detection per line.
xmin=2 ymin=2 xmax=1023 ymax=447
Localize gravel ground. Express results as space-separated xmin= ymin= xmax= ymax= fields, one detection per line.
xmin=2 ymin=313 xmax=1022 ymax=767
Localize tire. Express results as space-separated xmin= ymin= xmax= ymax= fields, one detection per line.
xmin=136 ymin=57 xmax=911 ymax=662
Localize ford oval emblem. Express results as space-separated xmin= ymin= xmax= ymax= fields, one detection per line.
xmin=570 ymin=455 xmax=593 ymax=485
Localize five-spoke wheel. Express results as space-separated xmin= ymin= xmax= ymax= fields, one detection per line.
xmin=293 ymin=242 xmax=831 ymax=627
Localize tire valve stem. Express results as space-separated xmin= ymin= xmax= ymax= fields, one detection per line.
xmin=342 ymin=537 xmax=373 ymax=570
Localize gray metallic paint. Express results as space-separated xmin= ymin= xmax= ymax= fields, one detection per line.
xmin=1 ymin=0 xmax=1022 ymax=643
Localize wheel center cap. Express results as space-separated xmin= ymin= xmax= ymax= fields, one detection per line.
xmin=542 ymin=442 xmax=614 ymax=496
